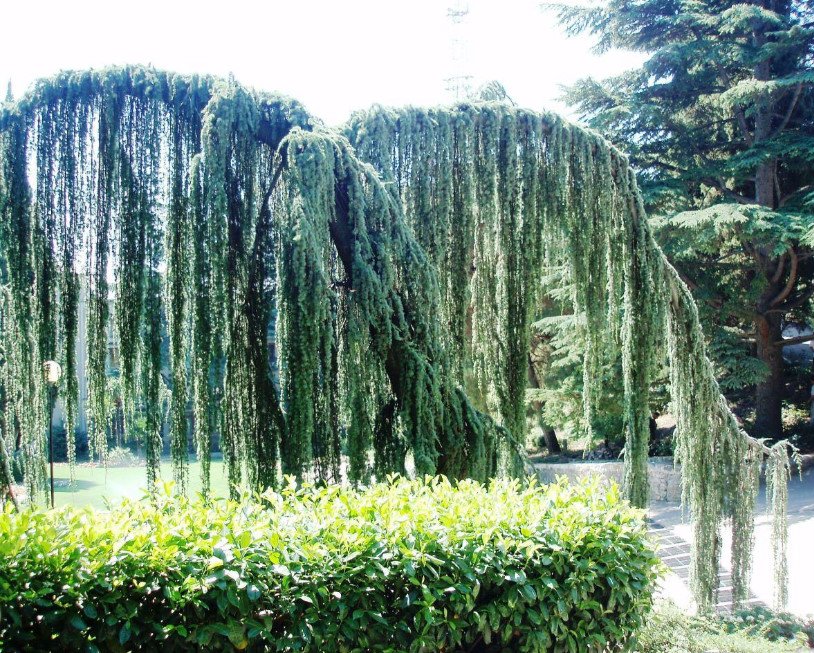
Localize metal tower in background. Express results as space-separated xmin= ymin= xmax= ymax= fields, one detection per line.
xmin=445 ymin=1 xmax=473 ymax=102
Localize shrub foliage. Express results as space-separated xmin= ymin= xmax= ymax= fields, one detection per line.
xmin=636 ymin=602 xmax=809 ymax=653
xmin=0 ymin=477 xmax=658 ymax=652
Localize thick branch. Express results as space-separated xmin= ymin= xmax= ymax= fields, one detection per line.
xmin=769 ymin=247 xmax=798 ymax=307
xmin=770 ymin=251 xmax=787 ymax=284
xmin=689 ymin=28 xmax=755 ymax=149
xmin=675 ymin=267 xmax=724 ymax=309
xmin=775 ymin=333 xmax=814 ymax=347
xmin=766 ymin=285 xmax=814 ymax=314
xmin=330 ymin=179 xmax=403 ymax=399
xmin=771 ymin=82 xmax=804 ymax=139
xmin=779 ymin=184 xmax=813 ymax=208
xmin=662 ymin=160 xmax=752 ymax=203
xmin=713 ymin=62 xmax=754 ymax=147
xmin=701 ymin=178 xmax=753 ymax=204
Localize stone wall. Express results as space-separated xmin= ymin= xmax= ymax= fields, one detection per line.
xmin=532 ymin=457 xmax=682 ymax=502
xmin=533 ymin=453 xmax=814 ymax=504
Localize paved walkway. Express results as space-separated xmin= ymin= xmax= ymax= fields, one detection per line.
xmin=648 ymin=466 xmax=814 ymax=617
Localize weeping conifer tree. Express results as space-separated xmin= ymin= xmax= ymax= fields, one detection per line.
xmin=0 ymin=66 xmax=793 ymax=611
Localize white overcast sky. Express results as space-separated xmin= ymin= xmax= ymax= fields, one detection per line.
xmin=0 ymin=0 xmax=642 ymax=126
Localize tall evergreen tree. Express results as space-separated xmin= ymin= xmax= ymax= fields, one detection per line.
xmin=551 ymin=0 xmax=814 ymax=438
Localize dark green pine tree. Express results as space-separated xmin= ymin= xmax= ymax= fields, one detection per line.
xmin=550 ymin=0 xmax=814 ymax=438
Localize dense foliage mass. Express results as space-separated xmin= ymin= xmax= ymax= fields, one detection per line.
xmin=636 ymin=602 xmax=812 ymax=653
xmin=0 ymin=66 xmax=793 ymax=609
xmin=551 ymin=0 xmax=814 ymax=439
xmin=0 ymin=477 xmax=659 ymax=652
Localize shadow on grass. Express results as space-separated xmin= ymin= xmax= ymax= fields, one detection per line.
xmin=53 ymin=478 xmax=99 ymax=492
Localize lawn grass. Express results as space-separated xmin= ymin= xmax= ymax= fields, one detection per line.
xmin=53 ymin=459 xmax=229 ymax=509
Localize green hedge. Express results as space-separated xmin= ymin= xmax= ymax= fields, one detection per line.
xmin=0 ymin=477 xmax=659 ymax=652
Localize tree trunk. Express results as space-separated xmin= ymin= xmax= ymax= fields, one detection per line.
xmin=752 ymin=56 xmax=784 ymax=436
xmin=541 ymin=426 xmax=561 ymax=454
xmin=526 ymin=348 xmax=561 ymax=454
xmin=755 ymin=159 xmax=775 ymax=207
xmin=754 ymin=312 xmax=784 ymax=437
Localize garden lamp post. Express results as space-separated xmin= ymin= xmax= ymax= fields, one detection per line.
xmin=43 ymin=361 xmax=62 ymax=508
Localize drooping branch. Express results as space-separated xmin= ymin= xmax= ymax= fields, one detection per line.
xmin=346 ymin=102 xmax=790 ymax=611
xmin=282 ymin=129 xmax=517 ymax=481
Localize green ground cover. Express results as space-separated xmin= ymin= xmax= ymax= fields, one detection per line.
xmin=51 ymin=460 xmax=229 ymax=509
xmin=637 ymin=602 xmax=812 ymax=652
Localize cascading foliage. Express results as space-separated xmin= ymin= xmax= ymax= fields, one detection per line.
xmin=345 ymin=105 xmax=664 ymax=505
xmin=0 ymin=66 xmax=792 ymax=610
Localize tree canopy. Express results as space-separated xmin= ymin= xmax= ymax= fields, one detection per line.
xmin=550 ymin=0 xmax=814 ymax=440
xmin=0 ymin=66 xmax=795 ymax=610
